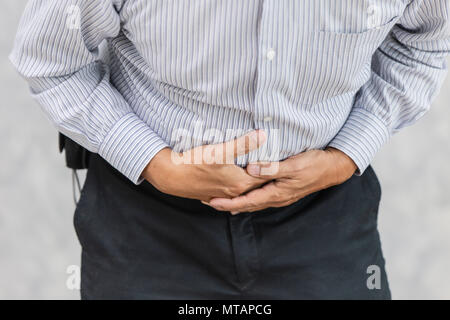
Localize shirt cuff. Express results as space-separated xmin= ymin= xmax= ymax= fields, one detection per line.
xmin=328 ymin=107 xmax=390 ymax=175
xmin=99 ymin=113 xmax=169 ymax=184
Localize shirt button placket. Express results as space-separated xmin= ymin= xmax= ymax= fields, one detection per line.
xmin=254 ymin=2 xmax=276 ymax=133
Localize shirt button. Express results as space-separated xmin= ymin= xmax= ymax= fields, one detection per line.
xmin=263 ymin=116 xmax=273 ymax=122
xmin=266 ymin=48 xmax=276 ymax=61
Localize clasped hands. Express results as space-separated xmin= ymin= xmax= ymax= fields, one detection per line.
xmin=143 ymin=130 xmax=357 ymax=214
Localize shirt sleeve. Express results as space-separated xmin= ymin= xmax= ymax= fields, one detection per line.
xmin=9 ymin=0 xmax=168 ymax=184
xmin=328 ymin=0 xmax=450 ymax=174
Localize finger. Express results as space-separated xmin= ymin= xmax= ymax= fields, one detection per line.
xmin=232 ymin=203 xmax=271 ymax=214
xmin=238 ymin=196 xmax=299 ymax=213
xmin=209 ymin=182 xmax=280 ymax=212
xmin=218 ymin=130 xmax=267 ymax=163
xmin=271 ymin=199 xmax=298 ymax=208
xmin=183 ymin=130 xmax=266 ymax=165
xmin=246 ymin=157 xmax=294 ymax=179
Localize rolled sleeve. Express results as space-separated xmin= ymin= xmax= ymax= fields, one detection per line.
xmin=99 ymin=113 xmax=168 ymax=184
xmin=330 ymin=0 xmax=450 ymax=174
xmin=10 ymin=0 xmax=168 ymax=184
xmin=328 ymin=107 xmax=390 ymax=175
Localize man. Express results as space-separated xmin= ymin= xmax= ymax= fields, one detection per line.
xmin=10 ymin=0 xmax=449 ymax=299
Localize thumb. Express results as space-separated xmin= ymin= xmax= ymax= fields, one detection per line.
xmin=221 ymin=130 xmax=267 ymax=162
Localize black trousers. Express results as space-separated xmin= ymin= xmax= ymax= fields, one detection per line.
xmin=75 ymin=154 xmax=391 ymax=300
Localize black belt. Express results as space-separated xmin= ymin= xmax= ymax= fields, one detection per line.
xmin=59 ymin=133 xmax=91 ymax=170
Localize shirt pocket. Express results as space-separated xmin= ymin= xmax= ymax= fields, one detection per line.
xmin=297 ymin=17 xmax=398 ymax=107
xmin=319 ymin=0 xmax=405 ymax=34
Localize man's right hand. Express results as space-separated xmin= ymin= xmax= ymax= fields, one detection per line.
xmin=141 ymin=130 xmax=269 ymax=202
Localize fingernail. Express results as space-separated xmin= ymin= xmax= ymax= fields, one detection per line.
xmin=256 ymin=130 xmax=267 ymax=143
xmin=247 ymin=164 xmax=261 ymax=176
xmin=247 ymin=131 xmax=259 ymax=145
xmin=231 ymin=211 xmax=239 ymax=215
xmin=248 ymin=130 xmax=266 ymax=145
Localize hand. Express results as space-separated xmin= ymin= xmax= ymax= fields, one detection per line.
xmin=142 ymin=130 xmax=270 ymax=202
xmin=205 ymin=147 xmax=357 ymax=214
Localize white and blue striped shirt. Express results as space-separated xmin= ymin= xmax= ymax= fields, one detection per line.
xmin=10 ymin=0 xmax=450 ymax=184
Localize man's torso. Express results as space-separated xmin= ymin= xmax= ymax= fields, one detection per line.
xmin=108 ymin=0 xmax=407 ymax=163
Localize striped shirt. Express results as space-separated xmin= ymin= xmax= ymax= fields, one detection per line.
xmin=10 ymin=0 xmax=450 ymax=184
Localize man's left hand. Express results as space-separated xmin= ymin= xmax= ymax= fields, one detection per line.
xmin=204 ymin=147 xmax=357 ymax=214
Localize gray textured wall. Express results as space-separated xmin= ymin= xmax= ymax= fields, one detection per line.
xmin=1 ymin=1 xmax=449 ymax=300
